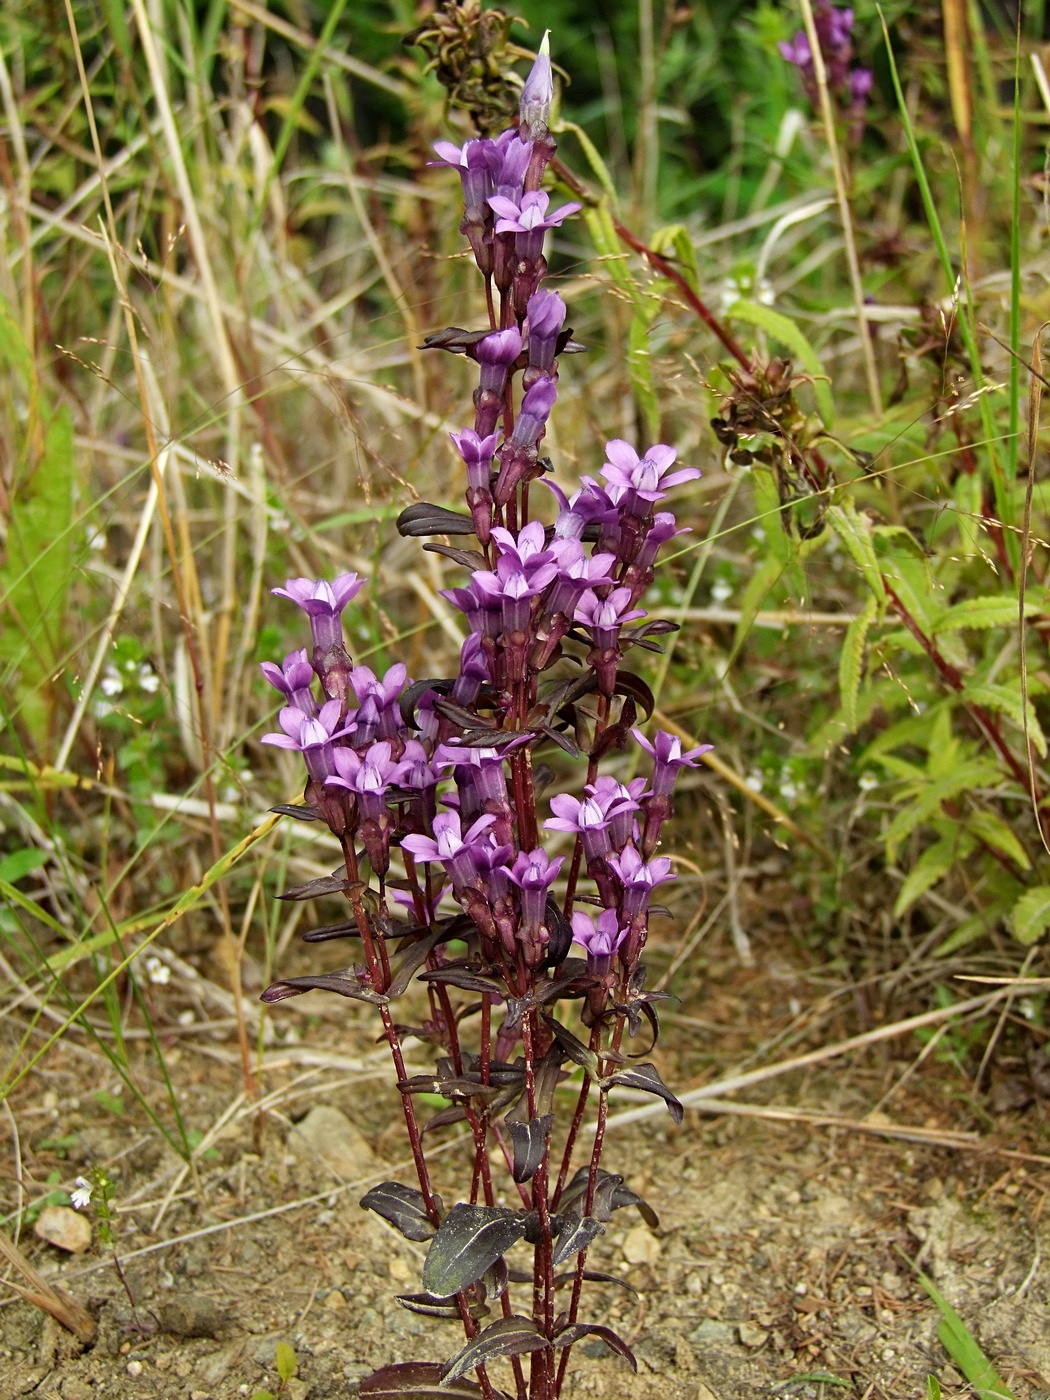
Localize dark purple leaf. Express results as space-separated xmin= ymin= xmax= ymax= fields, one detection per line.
xmin=421 ymin=1204 xmax=527 ymax=1298
xmin=260 ymin=972 xmax=387 ymax=1006
xmin=300 ymin=919 xmax=358 ymax=943
xmin=609 ymin=1179 xmax=659 ymax=1228
xmin=478 ymin=1254 xmax=509 ymax=1302
xmin=440 ymin=1316 xmax=549 ymax=1385
xmin=612 ymin=670 xmax=655 ymax=718
xmin=577 ymin=1269 xmax=639 ymax=1298
xmin=551 ymin=1215 xmax=604 ymax=1265
xmin=399 ymin=678 xmax=454 ymax=730
xmin=602 ymin=1062 xmax=683 ymax=1124
xmin=418 ymin=965 xmax=503 ymax=994
xmin=534 ymin=723 xmax=579 ymax=758
xmin=357 ymin=1361 xmax=497 ymax=1398
xmin=422 ymin=543 xmax=487 ymax=569
xmin=421 ymin=326 xmax=491 ymax=354
xmin=359 ymin=1182 xmax=437 ymax=1242
xmin=431 ymin=697 xmax=499 ymax=730
xmin=269 ymin=802 xmax=320 ymax=821
xmin=422 ymin=1104 xmax=468 ymax=1133
xmin=395 ymin=1291 xmax=487 ymax=1321
xmin=507 ymin=1114 xmax=552 ymax=1183
xmin=553 ymin=1323 xmax=637 ymax=1370
xmin=543 ymin=1016 xmax=600 ymax=1077
xmin=386 ymin=928 xmax=445 ymax=999
xmin=558 ymin=1167 xmax=652 ymax=1224
xmin=397 ymin=502 xmax=477 ymax=536
xmin=277 ymin=874 xmax=350 ymax=901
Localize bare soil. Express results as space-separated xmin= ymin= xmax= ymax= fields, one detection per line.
xmin=3 ymin=944 xmax=1050 ymax=1400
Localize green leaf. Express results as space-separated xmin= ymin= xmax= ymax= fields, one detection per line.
xmin=894 ymin=835 xmax=974 ymax=918
xmin=965 ymin=810 xmax=1031 ymax=871
xmin=628 ymin=314 xmax=661 ymax=442
xmin=882 ymin=759 xmax=1002 ymax=858
xmin=1009 ymin=885 xmax=1050 ymax=945
xmin=926 ymin=1378 xmax=943 ymax=1400
xmin=840 ymin=595 xmax=879 ymax=733
xmin=0 ymin=848 xmax=49 ymax=883
xmin=582 ymin=204 xmax=631 ymax=290
xmin=934 ymin=596 xmax=1040 ymax=631
xmin=826 ymin=501 xmax=885 ymax=604
xmin=916 ymin=1269 xmax=1015 ymax=1398
xmin=935 ymin=895 xmax=1013 ymax=956
xmin=275 ymin=1342 xmax=297 ymax=1382
xmin=964 ymin=682 xmax=1047 ymax=757
xmin=559 ymin=121 xmax=618 ymax=203
xmin=650 ymin=223 xmax=700 ymax=294
xmin=724 ymin=299 xmax=835 ymax=428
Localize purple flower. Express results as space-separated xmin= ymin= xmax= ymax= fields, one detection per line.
xmin=451 ymin=632 xmax=490 ymax=706
xmin=631 ymin=727 xmax=713 ymax=798
xmin=543 ymin=542 xmax=616 ymax=621
xmin=607 ymin=843 xmax=674 ymax=918
xmin=545 ymin=789 xmax=633 ymax=863
xmin=450 ymin=428 xmax=499 ymax=492
xmin=574 ymin=587 xmax=646 ymax=650
xmin=489 ymin=190 xmax=581 ymax=262
xmin=261 ymin=699 xmax=351 ymax=785
xmin=587 ymin=775 xmax=645 ymax=850
xmin=525 ymin=289 xmax=566 ymax=375
xmin=431 ymin=137 xmax=501 ymax=222
xmin=507 ymin=847 xmax=564 ymax=939
xmin=272 ymin=573 xmax=365 ymax=653
xmin=476 ymin=328 xmax=524 ymax=396
xmin=260 ymin=648 xmax=317 ymax=715
xmin=495 ymin=134 xmax=533 ymax=200
xmin=327 ymin=740 xmax=405 ymax=819
xmin=509 ymin=374 xmax=558 ymax=450
xmin=348 ymin=662 xmax=408 ymax=745
xmin=570 ymin=908 xmax=628 ymax=964
xmin=635 ymin=512 xmax=685 ymax=571
xmin=491 ymin=520 xmax=554 ymax=575
xmin=519 ymin=31 xmax=553 ymax=139
xmin=778 ymin=33 xmax=812 ymax=67
xmin=402 ymin=811 xmax=498 ymax=895
xmin=600 ymin=440 xmax=700 ymax=514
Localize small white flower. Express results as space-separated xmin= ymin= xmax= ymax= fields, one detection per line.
xmin=138 ymin=664 xmax=160 ymax=694
xmin=71 ymin=1177 xmax=92 ymax=1211
xmin=858 ymin=771 xmax=879 ymax=792
xmin=100 ymin=666 xmax=123 ymax=697
xmin=779 ymin=777 xmax=799 ymax=802
xmin=145 ymin=955 xmax=170 ymax=986
xmin=86 ymin=526 xmax=107 ymax=552
xmin=711 ymin=578 xmax=733 ymax=605
xmin=745 ymin=770 xmax=764 ymax=793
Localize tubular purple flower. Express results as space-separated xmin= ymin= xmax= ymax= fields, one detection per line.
xmin=632 ymin=726 xmax=713 ymax=798
xmin=545 ymin=790 xmax=624 ymax=863
xmin=509 ymin=374 xmax=558 ymax=450
xmin=272 ymin=573 xmax=365 ymax=653
xmin=495 ymin=134 xmax=534 ymax=200
xmin=607 ymin=844 xmax=674 ymax=918
xmin=402 ymin=810 xmax=498 ymax=895
xmin=326 ymin=740 xmax=404 ymax=820
xmin=635 ymin=512 xmax=685 ymax=571
xmin=451 ymin=632 xmax=490 ymax=707
xmin=489 ymin=190 xmax=581 ymax=262
xmin=600 ymin=440 xmax=700 ymax=515
xmin=260 ymin=648 xmax=317 ymax=715
xmin=519 ymin=31 xmax=553 ymax=140
xmin=574 ymin=587 xmax=647 ymax=650
xmin=431 ymin=137 xmax=501 ymax=222
xmin=476 ymin=328 xmax=523 ymax=397
xmin=570 ymin=908 xmax=628 ymax=970
xmin=508 ymin=847 xmax=564 ymax=938
xmin=450 ymin=428 xmax=499 ymax=493
xmin=588 ymin=775 xmax=645 ymax=850
xmin=525 ymin=289 xmax=567 ymax=374
xmin=261 ymin=699 xmax=351 ymax=785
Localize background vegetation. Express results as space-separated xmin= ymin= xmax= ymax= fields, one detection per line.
xmin=1 ymin=0 xmax=1049 ymax=1182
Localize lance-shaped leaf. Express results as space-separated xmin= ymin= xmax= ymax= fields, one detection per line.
xmin=421 ymin=1204 xmax=527 ymax=1298
xmin=558 ymin=1167 xmax=659 ymax=1227
xmin=300 ymin=918 xmax=358 ymax=943
xmin=440 ymin=1316 xmax=549 ymax=1385
xmin=422 ymin=542 xmax=487 ymax=570
xmin=507 ymin=1114 xmax=552 ymax=1183
xmin=360 ymin=1182 xmax=438 ymax=1242
xmin=396 ymin=1291 xmax=488 ymax=1321
xmin=551 ymin=1215 xmax=604 ymax=1266
xmin=397 ymin=502 xmax=477 ymax=536
xmin=277 ymin=874 xmax=350 ymax=901
xmin=419 ymin=965 xmax=504 ymax=994
xmin=602 ymin=1062 xmax=683 ymax=1124
xmin=269 ymin=802 xmax=320 ymax=821
xmin=260 ymin=972 xmax=387 ymax=1007
xmin=386 ymin=928 xmax=445 ymax=999
xmin=357 ymin=1361 xmax=505 ymax=1398
xmin=543 ymin=1016 xmax=601 ymax=1077
xmin=553 ymin=1322 xmax=637 ymax=1370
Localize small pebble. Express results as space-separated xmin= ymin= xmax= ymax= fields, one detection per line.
xmin=622 ymin=1225 xmax=661 ymax=1267
xmin=157 ymin=1294 xmax=222 ymax=1339
xmin=126 ymin=1361 xmax=143 ymax=1378
xmin=34 ymin=1206 xmax=91 ymax=1254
